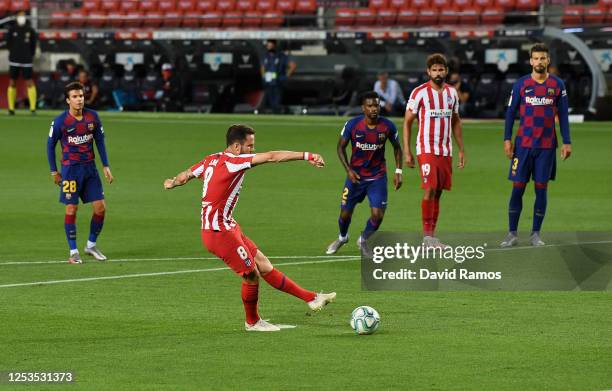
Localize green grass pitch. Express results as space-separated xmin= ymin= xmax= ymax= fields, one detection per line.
xmin=0 ymin=111 xmax=610 ymax=390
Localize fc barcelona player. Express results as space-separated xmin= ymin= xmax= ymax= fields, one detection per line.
xmin=47 ymin=82 xmax=113 ymax=264
xmin=501 ymin=43 xmax=572 ymax=247
xmin=325 ymin=91 xmax=403 ymax=255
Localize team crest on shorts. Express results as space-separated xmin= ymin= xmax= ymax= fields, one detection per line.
xmin=66 ymin=193 xmax=72 ymax=200
xmin=88 ymin=123 xmax=95 ymax=130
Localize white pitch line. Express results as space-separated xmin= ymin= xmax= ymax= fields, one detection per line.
xmin=0 ymin=254 xmax=360 ymax=266
xmin=0 ymin=257 xmax=356 ymax=289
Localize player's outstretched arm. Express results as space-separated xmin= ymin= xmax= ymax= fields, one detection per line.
xmin=402 ymin=111 xmax=416 ymax=168
xmin=164 ymin=169 xmax=195 ymax=190
xmin=251 ymin=151 xmax=324 ymax=168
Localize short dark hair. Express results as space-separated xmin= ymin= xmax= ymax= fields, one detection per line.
xmin=530 ymin=43 xmax=549 ymax=57
xmin=361 ymin=91 xmax=380 ymax=104
xmin=426 ymin=53 xmax=448 ymax=69
xmin=226 ymin=124 xmax=255 ymax=146
xmin=64 ymin=81 xmax=84 ymax=99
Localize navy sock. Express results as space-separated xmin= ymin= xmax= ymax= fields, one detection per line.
xmin=338 ymin=215 xmax=351 ymax=238
xmin=533 ymin=182 xmax=548 ymax=233
xmin=89 ymin=213 xmax=105 ymax=243
xmin=509 ymin=182 xmax=526 ymax=233
xmin=65 ymin=214 xmax=77 ymax=251
xmin=362 ymin=217 xmax=382 ymax=240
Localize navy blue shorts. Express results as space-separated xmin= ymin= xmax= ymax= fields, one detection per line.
xmin=508 ymin=147 xmax=556 ymax=183
xmin=340 ymin=175 xmax=387 ymax=211
xmin=59 ymin=163 xmax=104 ymax=205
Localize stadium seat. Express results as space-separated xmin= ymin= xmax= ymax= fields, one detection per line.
xmin=295 ymin=0 xmax=317 ymax=14
xmin=481 ymin=6 xmax=504 ymax=24
xmin=236 ymin=0 xmax=256 ymax=12
xmin=412 ymin=0 xmax=428 ymax=8
xmin=222 ymin=11 xmax=243 ymax=27
xmin=144 ymin=10 xmax=164 ymax=27
xmin=335 ymin=8 xmax=356 ymax=26
xmin=124 ymin=10 xmax=143 ymax=27
xmin=473 ymin=72 xmax=499 ymax=115
xmin=182 ymin=9 xmax=201 ymax=26
xmin=562 ymin=6 xmax=583 ymax=25
xmin=120 ymin=1 xmax=138 ymax=12
xmin=472 ymin=0 xmax=492 ymax=7
xmin=82 ymin=0 xmax=100 ymax=12
xmin=261 ymin=10 xmax=284 ymax=26
xmin=355 ymin=8 xmax=377 ymax=25
xmin=216 ymin=0 xmax=236 ymax=12
xmin=10 ymin=0 xmax=30 ymax=11
xmin=0 ymin=0 xmax=9 ymax=13
xmin=514 ymin=0 xmax=537 ymax=12
xmin=432 ymin=0 xmax=450 ymax=8
xmin=377 ymin=8 xmax=397 ymax=24
xmin=88 ymin=10 xmax=107 ymax=27
xmin=416 ymin=7 xmax=438 ymax=25
xmin=242 ymin=10 xmax=262 ymax=26
xmin=397 ymin=8 xmax=417 ymax=24
xmin=139 ymin=0 xmax=158 ymax=12
xmin=583 ymin=6 xmax=606 ymax=23
xmin=70 ymin=9 xmax=88 ymax=27
xmin=100 ymin=0 xmax=120 ymax=12
xmin=389 ymin=0 xmax=410 ymax=9
xmin=164 ymin=10 xmax=183 ymax=27
xmin=107 ymin=10 xmax=125 ymax=27
xmin=459 ymin=6 xmax=479 ymax=24
xmin=276 ymin=0 xmax=296 ymax=14
xmin=158 ymin=0 xmax=177 ymax=12
xmin=177 ymin=0 xmax=196 ymax=12
xmin=256 ymin=0 xmax=275 ymax=13
xmin=369 ymin=0 xmax=389 ymax=9
xmin=438 ymin=7 xmax=459 ymax=24
xmin=49 ymin=11 xmax=68 ymax=27
xmin=494 ymin=0 xmax=515 ymax=10
xmin=201 ymin=11 xmax=222 ymax=26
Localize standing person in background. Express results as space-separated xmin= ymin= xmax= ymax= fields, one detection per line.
xmin=78 ymin=70 xmax=99 ymax=109
xmin=260 ymin=39 xmax=296 ymax=114
xmin=447 ymin=71 xmax=472 ymax=117
xmin=6 ymin=10 xmax=37 ymax=115
xmin=373 ymin=71 xmax=405 ymax=117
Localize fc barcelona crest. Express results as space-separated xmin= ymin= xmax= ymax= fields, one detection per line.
xmin=88 ymin=123 xmax=95 ymax=130
xmin=378 ymin=133 xmax=386 ymax=141
xmin=547 ymin=88 xmax=555 ymax=96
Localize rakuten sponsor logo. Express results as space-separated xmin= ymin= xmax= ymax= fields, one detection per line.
xmin=525 ymin=96 xmax=554 ymax=106
xmin=67 ymin=134 xmax=93 ymax=145
xmin=356 ymin=142 xmax=382 ymax=151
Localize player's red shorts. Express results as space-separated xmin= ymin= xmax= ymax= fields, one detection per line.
xmin=201 ymin=226 xmax=259 ymax=277
xmin=417 ymin=153 xmax=452 ymax=190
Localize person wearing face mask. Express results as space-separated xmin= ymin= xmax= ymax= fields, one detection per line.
xmin=403 ymin=53 xmax=466 ymax=248
xmin=6 ymin=10 xmax=38 ymax=115
xmin=260 ymin=39 xmax=296 ymax=114
xmin=447 ymin=71 xmax=472 ymax=117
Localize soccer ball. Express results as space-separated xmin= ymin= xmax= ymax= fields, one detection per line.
xmin=350 ymin=306 xmax=380 ymax=335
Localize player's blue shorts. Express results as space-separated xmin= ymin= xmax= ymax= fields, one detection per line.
xmin=59 ymin=162 xmax=104 ymax=205
xmin=508 ymin=147 xmax=557 ymax=183
xmin=340 ymin=175 xmax=387 ymax=211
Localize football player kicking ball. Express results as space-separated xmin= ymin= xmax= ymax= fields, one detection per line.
xmin=403 ymin=54 xmax=465 ymax=247
xmin=164 ymin=124 xmax=336 ymax=332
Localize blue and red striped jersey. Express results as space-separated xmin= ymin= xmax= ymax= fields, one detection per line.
xmin=47 ymin=108 xmax=109 ymax=172
xmin=341 ymin=115 xmax=398 ymax=180
xmin=504 ymin=74 xmax=571 ymax=149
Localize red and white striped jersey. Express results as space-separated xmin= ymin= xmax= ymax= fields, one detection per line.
xmin=190 ymin=152 xmax=255 ymax=232
xmin=406 ymin=82 xmax=459 ymax=156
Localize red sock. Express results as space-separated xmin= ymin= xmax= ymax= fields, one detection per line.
xmin=262 ymin=268 xmax=316 ymax=302
xmin=241 ymin=282 xmax=260 ymax=325
xmin=431 ymin=198 xmax=440 ymax=236
xmin=421 ymin=199 xmax=435 ymax=237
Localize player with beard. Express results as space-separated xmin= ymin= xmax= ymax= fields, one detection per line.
xmin=500 ymin=43 xmax=571 ymax=247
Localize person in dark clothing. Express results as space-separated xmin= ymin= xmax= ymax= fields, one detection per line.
xmin=78 ymin=70 xmax=99 ymax=108
xmin=6 ymin=10 xmax=38 ymax=115
xmin=158 ymin=63 xmax=182 ymax=112
xmin=260 ymin=40 xmax=296 ymax=114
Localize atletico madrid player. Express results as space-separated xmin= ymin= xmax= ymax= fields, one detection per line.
xmin=403 ymin=54 xmax=466 ymax=247
xmin=164 ymin=124 xmax=336 ymax=332
xmin=501 ymin=43 xmax=572 ymax=247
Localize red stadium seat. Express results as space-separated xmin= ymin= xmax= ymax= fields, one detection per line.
xmin=397 ymin=7 xmax=417 ymax=24
xmin=412 ymin=0 xmax=427 ymax=9
xmin=417 ymin=7 xmax=438 ymax=25
xmin=276 ymin=0 xmax=296 ymax=14
xmin=377 ymin=8 xmax=397 ymax=24
xmin=583 ymin=6 xmax=606 ymax=23
xmin=70 ymin=9 xmax=87 ymax=27
xmin=139 ymin=0 xmax=158 ymax=12
xmin=432 ymin=0 xmax=450 ymax=9
xmin=124 ymin=10 xmax=143 ymax=27
xmin=164 ymin=10 xmax=183 ymax=26
xmin=88 ymin=10 xmax=107 ymax=27
xmin=355 ymin=8 xmax=377 ymax=24
xmin=99 ymin=0 xmax=119 ymax=12
xmin=256 ymin=0 xmax=275 ymax=12
xmin=49 ymin=11 xmax=68 ymax=28
xmin=216 ymin=0 xmax=236 ymax=12
xmin=107 ymin=10 xmax=125 ymax=27
xmin=481 ymin=6 xmax=504 ymax=24
xmin=295 ymin=0 xmax=317 ymax=14
xmin=562 ymin=6 xmax=583 ymax=25
xmin=177 ymin=0 xmax=196 ymax=12
xmin=144 ymin=10 xmax=163 ymax=26
xmin=389 ymin=0 xmax=410 ymax=9
xmin=472 ymin=0 xmax=492 ymax=8
xmin=0 ymin=0 xmax=9 ymax=13
xmin=236 ymin=0 xmax=256 ymax=12
xmin=158 ymin=0 xmax=177 ymax=12
xmin=494 ymin=0 xmax=515 ymax=10
xmin=438 ymin=7 xmax=460 ymax=24
xmin=335 ymin=8 xmax=356 ymax=25
xmin=514 ymin=0 xmax=537 ymax=12
xmin=120 ymin=1 xmax=138 ymax=12
xmin=201 ymin=11 xmax=222 ymax=26
xmin=459 ymin=5 xmax=479 ymax=23
xmin=261 ymin=10 xmax=284 ymax=26
xmin=82 ymin=0 xmax=100 ymax=12
xmin=599 ymin=0 xmax=612 ymax=7
xmin=454 ymin=0 xmax=472 ymax=8
xmin=222 ymin=11 xmax=243 ymax=26
xmin=10 ymin=0 xmax=30 ymax=11
xmin=196 ymin=0 xmax=215 ymax=12
xmin=242 ymin=10 xmax=262 ymax=26
xmin=369 ymin=0 xmax=389 ymax=9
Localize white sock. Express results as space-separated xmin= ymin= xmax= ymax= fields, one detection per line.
xmin=70 ymin=249 xmax=79 ymax=256
xmin=86 ymin=240 xmax=96 ymax=249
xmin=339 ymin=234 xmax=348 ymax=242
